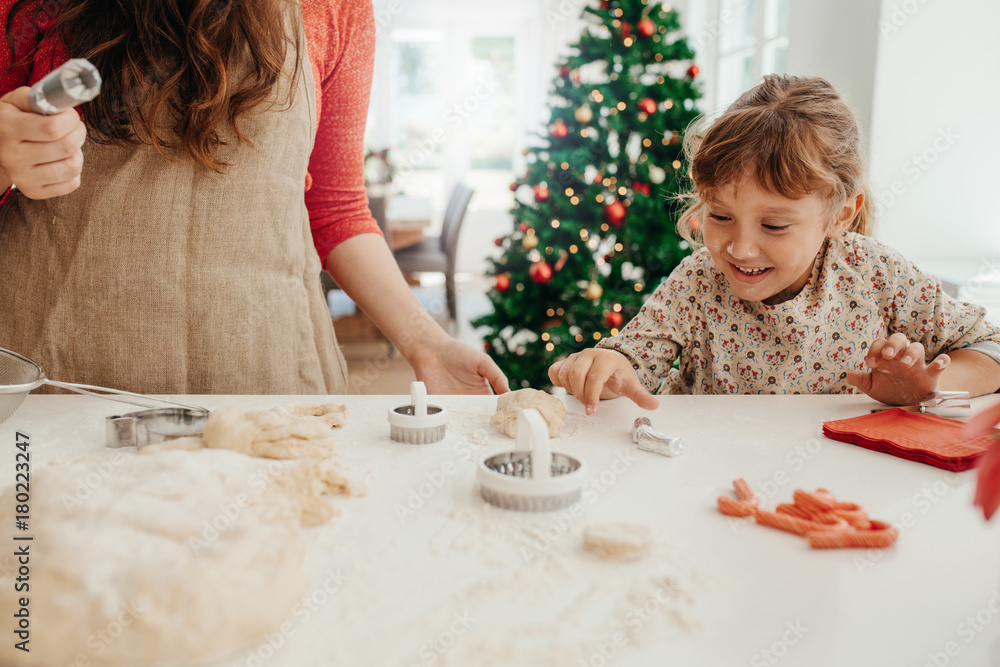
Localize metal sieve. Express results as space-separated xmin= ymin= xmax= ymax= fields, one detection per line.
xmin=0 ymin=347 xmax=204 ymax=425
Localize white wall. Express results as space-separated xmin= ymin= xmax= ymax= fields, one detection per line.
xmin=783 ymin=0 xmax=881 ymax=140
xmin=869 ymin=0 xmax=1000 ymax=266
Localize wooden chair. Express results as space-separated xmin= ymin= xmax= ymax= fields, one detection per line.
xmin=392 ymin=183 xmax=474 ymax=324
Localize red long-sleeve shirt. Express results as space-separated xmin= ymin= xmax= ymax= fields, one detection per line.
xmin=0 ymin=0 xmax=381 ymax=263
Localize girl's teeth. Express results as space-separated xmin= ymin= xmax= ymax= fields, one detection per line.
xmin=738 ymin=266 xmax=767 ymax=275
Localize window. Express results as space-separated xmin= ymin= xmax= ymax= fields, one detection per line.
xmin=690 ymin=0 xmax=790 ymax=112
xmin=367 ymin=13 xmax=528 ymax=215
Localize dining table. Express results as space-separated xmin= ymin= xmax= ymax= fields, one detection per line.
xmin=3 ymin=392 xmax=1000 ymax=667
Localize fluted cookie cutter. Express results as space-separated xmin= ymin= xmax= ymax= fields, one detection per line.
xmin=388 ymin=381 xmax=447 ymax=444
xmin=632 ymin=417 xmax=684 ymax=457
xmin=477 ymin=408 xmax=588 ymax=512
xmin=107 ymin=407 xmax=210 ymax=449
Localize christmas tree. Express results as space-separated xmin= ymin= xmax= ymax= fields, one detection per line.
xmin=473 ymin=0 xmax=701 ymax=389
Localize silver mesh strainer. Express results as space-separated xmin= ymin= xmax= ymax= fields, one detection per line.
xmin=0 ymin=347 xmax=204 ymax=424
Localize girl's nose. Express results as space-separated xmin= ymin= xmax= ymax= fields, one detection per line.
xmin=726 ymin=231 xmax=759 ymax=259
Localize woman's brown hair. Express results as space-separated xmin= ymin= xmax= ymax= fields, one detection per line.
xmin=5 ymin=0 xmax=301 ymax=173
xmin=676 ymin=74 xmax=874 ymax=244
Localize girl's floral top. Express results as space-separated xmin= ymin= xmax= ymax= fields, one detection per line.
xmin=597 ymin=233 xmax=1000 ymax=395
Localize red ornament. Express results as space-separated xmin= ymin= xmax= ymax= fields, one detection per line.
xmin=550 ymin=119 xmax=568 ymax=139
xmin=637 ymin=17 xmax=655 ymax=37
xmin=495 ymin=273 xmax=511 ymax=292
xmin=604 ymin=200 xmax=627 ymax=227
xmin=529 ymin=260 xmax=553 ymax=284
xmin=621 ymin=21 xmax=631 ymax=39
xmin=494 ymin=236 xmax=504 ymax=246
xmin=687 ymin=64 xmax=700 ymax=78
xmin=559 ymin=66 xmax=571 ymax=77
xmin=532 ymin=184 xmax=549 ymax=202
xmin=638 ymin=97 xmax=657 ymax=115
xmin=633 ymin=181 xmax=650 ymax=196
xmin=484 ymin=341 xmax=490 ymax=352
xmin=509 ymin=181 xmax=518 ymax=191
xmin=518 ymin=222 xmax=530 ymax=232
xmin=572 ymin=71 xmax=581 ymax=83
xmin=604 ymin=311 xmax=624 ymax=328
xmin=600 ymin=0 xmax=610 ymax=8
xmin=594 ymin=172 xmax=604 ymax=184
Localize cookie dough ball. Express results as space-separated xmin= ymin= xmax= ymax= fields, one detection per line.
xmin=583 ymin=522 xmax=653 ymax=560
xmin=491 ymin=388 xmax=567 ymax=438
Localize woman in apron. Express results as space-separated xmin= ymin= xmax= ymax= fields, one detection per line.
xmin=0 ymin=0 xmax=508 ymax=396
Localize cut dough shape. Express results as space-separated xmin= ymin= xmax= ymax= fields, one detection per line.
xmin=583 ymin=522 xmax=654 ymax=560
xmin=276 ymin=402 xmax=350 ymax=427
xmin=202 ymin=405 xmax=336 ymax=459
xmin=0 ymin=450 xmax=312 ymax=666
xmin=491 ymin=388 xmax=567 ymax=438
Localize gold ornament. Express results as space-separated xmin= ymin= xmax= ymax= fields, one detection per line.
xmin=586 ymin=281 xmax=603 ymax=300
xmin=575 ymin=104 xmax=594 ymax=124
xmin=522 ymin=233 xmax=539 ymax=250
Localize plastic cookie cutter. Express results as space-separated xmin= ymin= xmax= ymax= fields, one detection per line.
xmin=388 ymin=381 xmax=448 ymax=444
xmin=632 ymin=416 xmax=684 ymax=457
xmin=477 ymin=408 xmax=588 ymax=512
xmin=870 ymin=390 xmax=971 ymax=420
xmin=107 ymin=407 xmax=210 ymax=449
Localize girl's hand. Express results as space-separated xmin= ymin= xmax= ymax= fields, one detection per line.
xmin=846 ymin=332 xmax=949 ymax=405
xmin=548 ymin=348 xmax=659 ymax=415
xmin=0 ymin=87 xmax=87 ymax=199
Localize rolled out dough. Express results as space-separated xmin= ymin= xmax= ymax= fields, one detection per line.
xmin=491 ymin=388 xmax=567 ymax=438
xmin=583 ymin=522 xmax=654 ymax=560
xmin=276 ymin=402 xmax=350 ymax=427
xmin=0 ymin=450 xmax=316 ymax=666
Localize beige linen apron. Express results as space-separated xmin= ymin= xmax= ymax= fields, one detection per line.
xmin=0 ymin=9 xmax=347 ymax=394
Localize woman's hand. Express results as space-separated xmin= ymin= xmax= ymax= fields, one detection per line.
xmin=846 ymin=333 xmax=948 ymax=405
xmin=548 ymin=348 xmax=658 ymax=415
xmin=0 ymin=87 xmax=87 ymax=199
xmin=409 ymin=338 xmax=509 ymax=395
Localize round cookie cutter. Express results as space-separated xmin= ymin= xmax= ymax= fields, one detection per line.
xmin=388 ymin=381 xmax=448 ymax=444
xmin=477 ymin=408 xmax=588 ymax=512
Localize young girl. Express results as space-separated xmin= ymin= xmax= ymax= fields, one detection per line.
xmin=549 ymin=75 xmax=1000 ymax=415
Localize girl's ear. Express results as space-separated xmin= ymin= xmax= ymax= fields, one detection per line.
xmin=829 ymin=190 xmax=864 ymax=236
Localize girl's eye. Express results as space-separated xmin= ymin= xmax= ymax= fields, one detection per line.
xmin=707 ymin=212 xmax=731 ymax=221
xmin=763 ymin=224 xmax=788 ymax=231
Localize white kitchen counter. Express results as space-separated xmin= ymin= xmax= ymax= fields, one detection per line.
xmin=3 ymin=393 xmax=1000 ymax=667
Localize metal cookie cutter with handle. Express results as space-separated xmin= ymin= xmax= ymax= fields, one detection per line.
xmin=477 ymin=408 xmax=588 ymax=512
xmin=388 ymin=381 xmax=448 ymax=444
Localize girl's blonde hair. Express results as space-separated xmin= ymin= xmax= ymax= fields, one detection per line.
xmin=676 ymin=75 xmax=874 ymax=245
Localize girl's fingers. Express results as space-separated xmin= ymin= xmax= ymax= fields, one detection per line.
xmin=866 ymin=338 xmax=890 ymax=368
xmin=547 ymin=360 xmax=565 ymax=387
xmin=898 ymin=341 xmax=926 ymax=367
xmin=881 ymin=332 xmax=911 ymax=360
